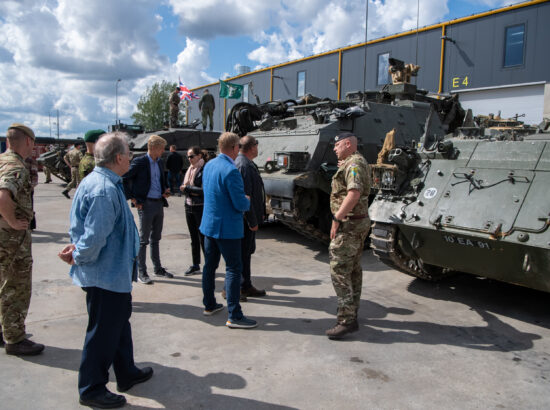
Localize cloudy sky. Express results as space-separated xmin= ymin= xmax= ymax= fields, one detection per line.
xmin=0 ymin=0 xmax=517 ymax=138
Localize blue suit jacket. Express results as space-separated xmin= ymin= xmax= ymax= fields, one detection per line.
xmin=199 ymin=154 xmax=250 ymax=239
xmin=122 ymin=154 xmax=167 ymax=206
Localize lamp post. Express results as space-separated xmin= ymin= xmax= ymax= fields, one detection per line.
xmin=115 ymin=78 xmax=121 ymax=129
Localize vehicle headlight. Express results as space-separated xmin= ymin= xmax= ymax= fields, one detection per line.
xmin=382 ymin=170 xmax=395 ymax=187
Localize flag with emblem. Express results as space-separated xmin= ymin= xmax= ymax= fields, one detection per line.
xmin=178 ymin=78 xmax=199 ymax=101
xmin=219 ymin=79 xmax=243 ymax=99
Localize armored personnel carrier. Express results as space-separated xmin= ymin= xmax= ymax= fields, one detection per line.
xmin=227 ymin=59 xmax=464 ymax=242
xmin=368 ymin=114 xmax=550 ymax=293
xmin=127 ymin=122 xmax=219 ymax=167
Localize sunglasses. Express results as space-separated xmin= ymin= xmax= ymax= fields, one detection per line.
xmin=188 ymin=154 xmax=196 ymax=159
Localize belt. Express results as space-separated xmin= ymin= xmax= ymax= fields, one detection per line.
xmin=146 ymin=197 xmax=163 ymax=202
xmin=348 ymin=214 xmax=368 ymax=220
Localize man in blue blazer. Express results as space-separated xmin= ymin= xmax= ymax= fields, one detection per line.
xmin=123 ymin=135 xmax=172 ymax=284
xmin=200 ymin=132 xmax=258 ymax=329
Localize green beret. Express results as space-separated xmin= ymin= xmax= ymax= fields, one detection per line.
xmin=84 ymin=129 xmax=105 ymax=143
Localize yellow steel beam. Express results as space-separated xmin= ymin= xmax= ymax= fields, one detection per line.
xmin=438 ymin=24 xmax=446 ymax=95
xmin=337 ymin=50 xmax=342 ymax=100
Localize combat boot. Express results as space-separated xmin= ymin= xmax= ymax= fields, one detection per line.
xmin=325 ymin=320 xmax=359 ymax=340
xmin=62 ymin=190 xmax=70 ymax=199
xmin=0 ymin=331 xmax=4 ymax=347
xmin=5 ymin=338 xmax=45 ymax=356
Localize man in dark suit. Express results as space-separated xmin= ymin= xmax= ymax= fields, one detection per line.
xmin=200 ymin=132 xmax=258 ymax=329
xmin=123 ymin=135 xmax=172 ymax=284
xmin=235 ymin=135 xmax=267 ymax=298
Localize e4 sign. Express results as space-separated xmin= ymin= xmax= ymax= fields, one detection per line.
xmin=451 ymin=75 xmax=470 ymax=89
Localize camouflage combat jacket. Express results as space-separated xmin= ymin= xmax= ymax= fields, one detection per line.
xmin=170 ymin=90 xmax=180 ymax=106
xmin=64 ymin=147 xmax=82 ymax=167
xmin=79 ymin=153 xmax=95 ymax=180
xmin=0 ymin=150 xmax=33 ymax=223
xmin=330 ymin=152 xmax=370 ymax=217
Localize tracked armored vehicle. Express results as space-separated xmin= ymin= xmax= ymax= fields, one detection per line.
xmin=127 ymin=122 xmax=219 ymax=167
xmin=369 ymin=116 xmax=550 ymax=293
xmin=227 ymin=60 xmax=464 ymax=243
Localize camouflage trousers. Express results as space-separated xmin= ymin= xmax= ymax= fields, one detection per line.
xmin=65 ymin=166 xmax=80 ymax=192
xmin=201 ymin=108 xmax=214 ymax=130
xmin=329 ymin=218 xmax=370 ymax=324
xmin=44 ymin=167 xmax=52 ymax=182
xmin=170 ymin=106 xmax=179 ymax=128
xmin=0 ymin=226 xmax=32 ymax=343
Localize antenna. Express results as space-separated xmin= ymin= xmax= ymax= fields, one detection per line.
xmin=362 ymin=0 xmax=369 ymax=93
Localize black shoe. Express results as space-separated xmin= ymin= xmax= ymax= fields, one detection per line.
xmin=62 ymin=190 xmax=70 ymax=199
xmin=184 ymin=265 xmax=201 ymax=276
xmin=138 ymin=273 xmax=153 ymax=284
xmin=79 ymin=390 xmax=126 ymax=409
xmin=117 ymin=367 xmax=154 ymax=392
xmin=154 ymin=267 xmax=174 ymax=278
xmin=0 ymin=332 xmax=4 ymax=348
xmin=5 ymin=338 xmax=44 ymax=356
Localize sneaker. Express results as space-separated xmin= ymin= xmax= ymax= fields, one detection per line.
xmin=242 ymin=286 xmax=267 ymax=297
xmin=184 ymin=265 xmax=201 ymax=276
xmin=138 ymin=273 xmax=153 ymax=284
xmin=226 ymin=316 xmax=258 ymax=329
xmin=154 ymin=267 xmax=174 ymax=278
xmin=5 ymin=338 xmax=45 ymax=356
xmin=203 ymin=303 xmax=224 ymax=316
xmin=325 ymin=320 xmax=359 ymax=340
xmin=221 ymin=289 xmax=247 ymax=302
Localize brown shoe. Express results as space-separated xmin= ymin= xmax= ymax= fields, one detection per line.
xmin=325 ymin=321 xmax=359 ymax=340
xmin=221 ymin=289 xmax=247 ymax=302
xmin=5 ymin=338 xmax=45 ymax=356
xmin=242 ymin=286 xmax=266 ymax=297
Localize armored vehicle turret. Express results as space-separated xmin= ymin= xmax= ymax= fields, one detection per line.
xmin=368 ymin=116 xmax=550 ymax=292
xmin=227 ymin=60 xmax=464 ymax=242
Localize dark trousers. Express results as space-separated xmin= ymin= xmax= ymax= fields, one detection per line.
xmin=167 ymin=171 xmax=182 ymax=194
xmin=202 ymin=236 xmax=243 ymax=320
xmin=241 ymin=222 xmax=256 ymax=290
xmin=185 ymin=204 xmax=204 ymax=266
xmin=78 ymin=287 xmax=139 ymax=399
xmin=137 ymin=199 xmax=164 ymax=274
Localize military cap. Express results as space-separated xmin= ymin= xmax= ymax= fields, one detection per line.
xmin=334 ymin=132 xmax=355 ymax=143
xmin=84 ymin=129 xmax=105 ymax=143
xmin=8 ymin=123 xmax=35 ymax=140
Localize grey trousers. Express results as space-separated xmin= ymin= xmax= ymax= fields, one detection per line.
xmin=137 ymin=199 xmax=164 ymax=274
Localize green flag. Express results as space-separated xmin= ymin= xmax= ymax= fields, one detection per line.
xmin=219 ymin=79 xmax=243 ymax=99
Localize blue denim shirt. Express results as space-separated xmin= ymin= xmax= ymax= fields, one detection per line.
xmin=69 ymin=166 xmax=140 ymax=293
xmin=146 ymin=153 xmax=162 ymax=199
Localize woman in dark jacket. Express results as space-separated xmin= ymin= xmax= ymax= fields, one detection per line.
xmin=180 ymin=146 xmax=206 ymax=275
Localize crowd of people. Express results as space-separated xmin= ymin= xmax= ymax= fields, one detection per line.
xmin=0 ymin=124 xmax=371 ymax=408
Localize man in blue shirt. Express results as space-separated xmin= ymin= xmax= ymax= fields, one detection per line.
xmin=200 ymin=132 xmax=258 ymax=329
xmin=59 ymin=133 xmax=153 ymax=409
xmin=123 ymin=135 xmax=172 ymax=284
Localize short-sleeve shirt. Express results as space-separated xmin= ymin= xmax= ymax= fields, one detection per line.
xmin=0 ymin=150 xmax=33 ymax=221
xmin=330 ymin=152 xmax=370 ymax=216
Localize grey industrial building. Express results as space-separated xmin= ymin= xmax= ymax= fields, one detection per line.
xmin=188 ymin=0 xmax=550 ymax=130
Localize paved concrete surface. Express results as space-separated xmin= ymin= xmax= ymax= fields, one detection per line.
xmin=1 ymin=174 xmax=549 ymax=410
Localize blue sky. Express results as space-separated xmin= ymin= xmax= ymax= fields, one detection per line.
xmin=0 ymin=0 xmax=522 ymax=137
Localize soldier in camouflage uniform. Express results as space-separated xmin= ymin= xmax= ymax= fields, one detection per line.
xmin=79 ymin=129 xmax=105 ymax=180
xmin=169 ymin=86 xmax=181 ymax=128
xmin=62 ymin=142 xmax=83 ymax=198
xmin=326 ymin=132 xmax=371 ymax=340
xmin=0 ymin=123 xmax=44 ymax=355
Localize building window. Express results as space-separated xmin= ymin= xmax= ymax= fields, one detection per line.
xmin=504 ymin=24 xmax=525 ymax=67
xmin=243 ymin=83 xmax=249 ymax=103
xmin=297 ymin=71 xmax=306 ymax=97
xmin=377 ymin=53 xmax=391 ymax=86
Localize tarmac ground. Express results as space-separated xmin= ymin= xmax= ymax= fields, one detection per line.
xmin=1 ymin=173 xmax=549 ymax=409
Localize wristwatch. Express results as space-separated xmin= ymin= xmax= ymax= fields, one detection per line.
xmin=332 ymin=215 xmax=344 ymax=223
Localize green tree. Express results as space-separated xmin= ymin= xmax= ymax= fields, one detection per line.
xmin=131 ymin=80 xmax=184 ymax=131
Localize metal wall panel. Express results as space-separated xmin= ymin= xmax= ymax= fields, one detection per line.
xmin=444 ymin=3 xmax=550 ymax=93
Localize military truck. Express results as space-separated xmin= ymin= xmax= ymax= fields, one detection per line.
xmin=227 ymin=59 xmax=464 ymax=242
xmin=368 ymin=114 xmax=550 ymax=293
